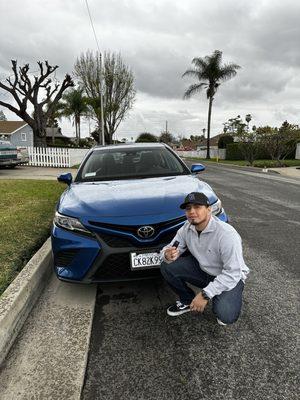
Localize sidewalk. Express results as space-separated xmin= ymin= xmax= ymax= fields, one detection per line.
xmin=195 ymin=159 xmax=300 ymax=180
xmin=0 ymin=166 xmax=76 ymax=180
xmin=0 ymin=273 xmax=96 ymax=400
xmin=268 ymin=166 xmax=300 ymax=179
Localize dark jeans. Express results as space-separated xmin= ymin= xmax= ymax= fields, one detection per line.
xmin=160 ymin=255 xmax=244 ymax=324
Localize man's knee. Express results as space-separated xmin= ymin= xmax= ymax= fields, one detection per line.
xmin=213 ymin=300 xmax=241 ymax=325
xmin=160 ymin=261 xmax=169 ymax=278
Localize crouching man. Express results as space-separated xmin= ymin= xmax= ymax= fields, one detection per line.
xmin=160 ymin=192 xmax=249 ymax=325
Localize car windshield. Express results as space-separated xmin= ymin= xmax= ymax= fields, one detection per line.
xmin=76 ymin=147 xmax=190 ymax=182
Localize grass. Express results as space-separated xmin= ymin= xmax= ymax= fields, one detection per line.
xmin=0 ymin=180 xmax=65 ymax=297
xmin=184 ymin=157 xmax=300 ymax=168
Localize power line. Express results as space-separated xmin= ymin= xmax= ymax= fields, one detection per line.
xmin=84 ymin=0 xmax=101 ymax=54
xmin=84 ymin=0 xmax=105 ymax=146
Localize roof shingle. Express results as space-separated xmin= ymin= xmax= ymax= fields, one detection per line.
xmin=0 ymin=121 xmax=27 ymax=134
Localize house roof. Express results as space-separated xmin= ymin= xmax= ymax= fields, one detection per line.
xmin=0 ymin=121 xmax=28 ymax=134
xmin=197 ymin=133 xmax=224 ymax=147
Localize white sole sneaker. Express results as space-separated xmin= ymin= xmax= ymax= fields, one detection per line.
xmin=217 ymin=318 xmax=227 ymax=326
xmin=167 ymin=305 xmax=191 ymax=317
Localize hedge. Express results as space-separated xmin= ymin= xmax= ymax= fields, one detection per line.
xmin=225 ymin=143 xmax=270 ymax=160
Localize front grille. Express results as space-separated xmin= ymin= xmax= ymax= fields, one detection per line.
xmin=88 ymin=215 xmax=186 ymax=234
xmin=93 ymin=253 xmax=160 ymax=280
xmin=97 ymin=229 xmax=177 ymax=248
xmin=56 ymin=249 xmax=78 ymax=267
xmin=97 ymin=232 xmax=134 ymax=247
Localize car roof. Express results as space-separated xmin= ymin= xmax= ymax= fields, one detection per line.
xmin=92 ymin=142 xmax=168 ymax=151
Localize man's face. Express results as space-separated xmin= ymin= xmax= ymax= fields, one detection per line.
xmin=185 ymin=204 xmax=211 ymax=226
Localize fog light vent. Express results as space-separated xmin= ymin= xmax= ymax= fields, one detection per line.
xmin=56 ymin=249 xmax=78 ymax=267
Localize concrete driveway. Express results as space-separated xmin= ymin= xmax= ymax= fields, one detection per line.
xmin=0 ymin=166 xmax=77 ymax=180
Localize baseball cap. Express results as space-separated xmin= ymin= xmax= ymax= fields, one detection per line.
xmin=180 ymin=192 xmax=210 ymax=209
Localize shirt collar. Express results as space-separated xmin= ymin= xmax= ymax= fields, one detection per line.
xmin=188 ymin=215 xmax=216 ymax=234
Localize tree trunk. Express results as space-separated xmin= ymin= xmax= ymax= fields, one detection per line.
xmin=206 ymin=96 xmax=213 ymax=159
xmin=74 ymin=117 xmax=78 ymax=144
xmin=33 ymin=130 xmax=47 ymax=147
xmin=78 ymin=116 xmax=81 ymax=141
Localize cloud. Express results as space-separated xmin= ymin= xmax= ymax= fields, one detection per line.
xmin=0 ymin=0 xmax=299 ymax=138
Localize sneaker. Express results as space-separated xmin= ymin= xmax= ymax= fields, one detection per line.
xmin=167 ymin=300 xmax=191 ymax=316
xmin=217 ymin=318 xmax=227 ymax=326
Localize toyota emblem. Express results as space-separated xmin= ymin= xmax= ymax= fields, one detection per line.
xmin=137 ymin=226 xmax=155 ymax=238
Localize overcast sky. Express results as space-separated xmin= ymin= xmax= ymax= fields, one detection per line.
xmin=0 ymin=0 xmax=300 ymax=140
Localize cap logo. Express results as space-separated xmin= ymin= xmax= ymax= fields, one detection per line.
xmin=189 ymin=193 xmax=195 ymax=201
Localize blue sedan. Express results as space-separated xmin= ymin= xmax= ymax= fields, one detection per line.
xmin=51 ymin=143 xmax=227 ymax=283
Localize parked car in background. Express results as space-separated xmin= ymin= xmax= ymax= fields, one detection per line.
xmin=0 ymin=140 xmax=18 ymax=168
xmin=17 ymin=147 xmax=29 ymax=165
xmin=52 ymin=143 xmax=228 ymax=283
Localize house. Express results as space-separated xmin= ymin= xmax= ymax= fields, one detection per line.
xmin=0 ymin=121 xmax=73 ymax=147
xmin=196 ymin=133 xmax=224 ymax=151
xmin=0 ymin=121 xmax=33 ymax=147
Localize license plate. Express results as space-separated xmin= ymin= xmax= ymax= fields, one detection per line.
xmin=130 ymin=251 xmax=161 ymax=270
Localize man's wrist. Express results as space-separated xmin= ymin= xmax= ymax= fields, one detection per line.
xmin=201 ymin=290 xmax=210 ymax=301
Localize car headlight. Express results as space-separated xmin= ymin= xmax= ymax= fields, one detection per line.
xmin=54 ymin=212 xmax=92 ymax=235
xmin=211 ymin=199 xmax=222 ymax=216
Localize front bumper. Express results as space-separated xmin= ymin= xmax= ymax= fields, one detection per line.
xmin=51 ymin=210 xmax=228 ymax=283
xmin=51 ymin=225 xmax=177 ymax=283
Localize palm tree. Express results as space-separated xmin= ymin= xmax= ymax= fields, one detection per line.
xmin=183 ymin=50 xmax=240 ymax=159
xmin=58 ymin=88 xmax=89 ymax=142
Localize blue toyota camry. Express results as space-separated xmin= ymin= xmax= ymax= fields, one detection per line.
xmin=51 ymin=143 xmax=228 ymax=283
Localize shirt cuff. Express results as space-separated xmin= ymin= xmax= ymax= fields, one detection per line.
xmin=202 ymin=285 xmax=215 ymax=299
xmin=160 ymin=249 xmax=172 ymax=264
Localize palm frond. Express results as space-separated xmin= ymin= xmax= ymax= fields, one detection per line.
xmin=218 ymin=63 xmax=241 ymax=81
xmin=182 ymin=69 xmax=200 ymax=79
xmin=183 ymin=83 xmax=207 ymax=99
xmin=191 ymin=57 xmax=207 ymax=72
xmin=212 ymin=50 xmax=222 ymax=65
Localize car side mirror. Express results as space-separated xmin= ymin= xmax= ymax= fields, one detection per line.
xmin=57 ymin=173 xmax=73 ymax=185
xmin=191 ymin=164 xmax=205 ymax=173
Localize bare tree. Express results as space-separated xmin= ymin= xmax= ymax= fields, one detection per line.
xmin=74 ymin=51 xmax=136 ymax=144
xmin=159 ymin=131 xmax=175 ymax=144
xmin=0 ymin=60 xmax=74 ymax=146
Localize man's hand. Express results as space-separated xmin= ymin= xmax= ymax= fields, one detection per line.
xmin=164 ymin=246 xmax=180 ymax=262
xmin=190 ymin=293 xmax=209 ymax=313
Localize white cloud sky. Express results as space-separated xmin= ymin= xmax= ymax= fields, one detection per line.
xmin=0 ymin=0 xmax=300 ymax=140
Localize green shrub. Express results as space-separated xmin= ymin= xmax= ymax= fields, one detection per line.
xmin=253 ymin=159 xmax=300 ymax=168
xmin=218 ymin=135 xmax=234 ymax=149
xmin=226 ymin=142 xmax=271 ymax=160
xmin=226 ymin=143 xmax=243 ymax=160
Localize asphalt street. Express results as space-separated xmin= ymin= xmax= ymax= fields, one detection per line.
xmin=82 ymin=163 xmax=300 ymax=400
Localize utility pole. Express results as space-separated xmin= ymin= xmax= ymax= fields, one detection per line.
xmin=99 ymin=53 xmax=105 ymax=146
xmin=165 ymin=120 xmax=168 ymax=134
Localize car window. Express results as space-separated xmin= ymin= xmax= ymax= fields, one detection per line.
xmin=77 ymin=147 xmax=189 ymax=181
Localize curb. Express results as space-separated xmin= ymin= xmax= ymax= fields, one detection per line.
xmin=0 ymin=238 xmax=52 ymax=366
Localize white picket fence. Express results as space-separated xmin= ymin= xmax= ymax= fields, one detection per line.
xmin=27 ymin=147 xmax=70 ymax=167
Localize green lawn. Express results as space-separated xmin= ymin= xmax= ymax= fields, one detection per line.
xmin=0 ymin=180 xmax=65 ymax=297
xmin=184 ymin=158 xmax=300 ymax=168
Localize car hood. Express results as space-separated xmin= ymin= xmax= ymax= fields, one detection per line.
xmin=58 ymin=175 xmax=218 ymax=224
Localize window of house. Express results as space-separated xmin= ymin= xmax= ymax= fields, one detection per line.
xmin=21 ymin=132 xmax=27 ymax=141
